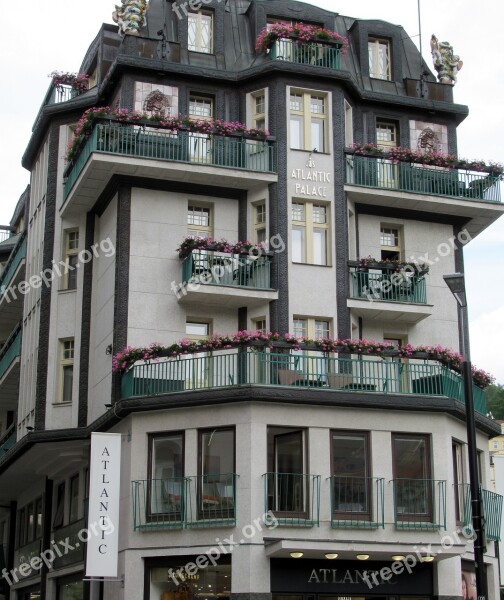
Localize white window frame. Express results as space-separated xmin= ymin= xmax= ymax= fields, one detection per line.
xmin=59 ymin=338 xmax=75 ymax=404
xmin=292 ymin=201 xmax=330 ymax=265
xmin=344 ymin=100 xmax=353 ymax=147
xmin=62 ymin=229 xmax=79 ymax=290
xmin=187 ymin=204 xmax=213 ymax=238
xmin=253 ymin=201 xmax=267 ymax=244
xmin=188 ymin=10 xmax=213 ymax=54
xmin=289 ymin=88 xmax=328 ymax=152
xmin=368 ymin=38 xmax=391 ymax=80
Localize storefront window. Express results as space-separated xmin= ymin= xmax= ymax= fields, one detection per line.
xmin=148 ymin=560 xmax=230 ymax=600
xmin=57 ymin=579 xmax=84 ymax=600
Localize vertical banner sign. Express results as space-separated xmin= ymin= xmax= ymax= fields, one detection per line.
xmin=86 ymin=432 xmax=122 ymax=578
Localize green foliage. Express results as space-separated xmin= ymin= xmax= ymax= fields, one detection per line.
xmin=485 ymin=384 xmax=504 ymax=419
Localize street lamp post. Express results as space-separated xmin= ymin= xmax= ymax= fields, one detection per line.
xmin=444 ymin=273 xmax=487 ymax=600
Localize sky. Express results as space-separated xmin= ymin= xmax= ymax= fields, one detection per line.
xmin=1 ymin=0 xmax=503 ymax=382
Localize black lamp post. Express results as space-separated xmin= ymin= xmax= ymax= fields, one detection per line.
xmin=444 ymin=273 xmax=487 ymax=600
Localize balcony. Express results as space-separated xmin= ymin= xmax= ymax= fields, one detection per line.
xmin=62 ymin=120 xmax=277 ymax=212
xmin=132 ymin=474 xmax=237 ymax=531
xmin=329 ymin=476 xmax=384 ymax=529
xmin=348 ymin=264 xmax=432 ymax=323
xmin=0 ymin=227 xmax=12 ymax=243
xmin=269 ymin=38 xmax=342 ymax=69
xmin=0 ymin=233 xmax=27 ymax=327
xmin=120 ymin=348 xmax=488 ymax=417
xmin=457 ymin=484 xmax=503 ymax=542
xmin=391 ymin=478 xmax=447 ymax=530
xmin=0 ymin=426 xmax=15 ymax=456
xmin=344 ymin=155 xmax=504 ymax=237
xmin=0 ymin=326 xmax=22 ymax=409
xmin=178 ymin=250 xmax=278 ymax=308
xmin=264 ymin=472 xmax=320 ymax=526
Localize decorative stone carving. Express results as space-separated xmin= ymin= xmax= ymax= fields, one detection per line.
xmin=143 ymin=90 xmax=172 ymax=116
xmin=112 ymin=0 xmax=148 ymax=36
xmin=430 ymin=34 xmax=463 ymax=85
xmin=417 ymin=128 xmax=441 ymax=154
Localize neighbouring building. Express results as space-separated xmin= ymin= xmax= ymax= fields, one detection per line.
xmin=0 ymin=1 xmax=503 ymax=600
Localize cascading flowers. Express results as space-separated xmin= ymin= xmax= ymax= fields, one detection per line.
xmin=176 ymin=236 xmax=267 ymax=259
xmin=255 ymin=22 xmax=349 ymax=54
xmin=111 ymin=332 xmax=494 ymax=389
xmin=49 ymin=71 xmax=90 ymax=93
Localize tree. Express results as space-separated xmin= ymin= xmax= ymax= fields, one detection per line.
xmin=485 ymin=384 xmax=504 ymax=420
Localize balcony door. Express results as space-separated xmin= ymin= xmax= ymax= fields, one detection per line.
xmin=376 ymin=120 xmax=398 ymax=187
xmin=272 ymin=429 xmax=305 ymax=513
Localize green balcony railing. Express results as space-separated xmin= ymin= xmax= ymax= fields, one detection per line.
xmin=132 ymin=474 xmax=237 ymax=531
xmin=345 ymin=155 xmax=502 ymax=203
xmin=120 ymin=349 xmax=488 ymax=416
xmin=349 ymin=267 xmax=427 ymax=304
xmin=132 ymin=478 xmax=186 ymax=531
xmin=264 ymin=472 xmax=320 ymax=526
xmin=185 ymin=473 xmax=237 ymax=528
xmin=181 ymin=250 xmax=272 ymax=290
xmin=63 ymin=121 xmax=276 ymax=199
xmin=0 ymin=326 xmax=22 ymax=381
xmin=392 ymin=478 xmax=446 ymax=530
xmin=457 ymin=484 xmax=503 ymax=542
xmin=269 ymin=38 xmax=342 ymax=69
xmin=0 ymin=426 xmax=15 ymax=455
xmin=329 ymin=476 xmax=384 ymax=529
xmin=0 ymin=234 xmax=27 ymax=299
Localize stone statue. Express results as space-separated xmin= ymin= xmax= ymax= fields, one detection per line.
xmin=430 ymin=35 xmax=463 ymax=85
xmin=113 ymin=0 xmax=148 ymax=36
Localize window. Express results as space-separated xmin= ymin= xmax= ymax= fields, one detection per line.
xmin=149 ymin=433 xmax=184 ymax=517
xmin=188 ymin=96 xmax=213 ymax=161
xmin=332 ymin=432 xmax=370 ymax=519
xmin=292 ymin=201 xmax=329 ymax=265
xmin=35 ymin=497 xmax=43 ymax=539
xmin=63 ymin=229 xmax=79 ymax=290
xmin=69 ymin=474 xmax=79 ymax=523
xmin=380 ymin=225 xmax=401 ymax=260
xmin=253 ymin=92 xmax=266 ymax=131
xmin=392 ymin=434 xmax=432 ymax=520
xmin=344 ymin=100 xmax=353 ymax=147
xmin=291 ymin=317 xmax=330 ymax=381
xmin=59 ymin=339 xmax=75 ymax=403
xmin=289 ymin=90 xmax=327 ymax=151
xmin=185 ymin=321 xmax=211 ymax=388
xmin=17 ymin=507 xmax=26 ymax=547
xmin=267 ymin=427 xmax=307 ymax=514
xmin=452 ymin=441 xmax=466 ymax=522
xmin=199 ymin=428 xmax=235 ymax=517
xmin=368 ymin=38 xmax=391 ymax=80
xmin=187 ymin=204 xmax=212 ymax=238
xmin=253 ymin=202 xmax=267 ymax=244
xmin=59 ymin=339 xmax=74 ymax=403
xmin=376 ymin=120 xmax=397 ymax=149
xmin=26 ymin=502 xmax=35 ymax=542
xmin=53 ymin=482 xmax=66 ymax=529
xmin=253 ymin=317 xmax=267 ymax=332
xmin=188 ymin=10 xmax=213 ymax=53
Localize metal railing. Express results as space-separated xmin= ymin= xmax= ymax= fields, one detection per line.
xmin=132 ymin=474 xmax=237 ymax=530
xmin=329 ymin=476 xmax=385 ymax=528
xmin=392 ymin=478 xmax=446 ymax=530
xmin=181 ymin=250 xmax=272 ymax=290
xmin=345 ymin=155 xmax=502 ymax=203
xmin=349 ymin=267 xmax=427 ymax=304
xmin=0 ymin=326 xmax=22 ymax=381
xmin=0 ymin=228 xmax=12 ymax=243
xmin=64 ymin=121 xmax=276 ymax=199
xmin=269 ymin=38 xmax=342 ymax=69
xmin=120 ymin=349 xmax=488 ymax=416
xmin=132 ymin=478 xmax=186 ymax=530
xmin=457 ymin=483 xmax=503 ymax=541
xmin=185 ymin=474 xmax=237 ymax=527
xmin=263 ymin=472 xmax=320 ymax=526
xmin=0 ymin=233 xmax=27 ymax=298
xmin=0 ymin=425 xmax=15 ymax=455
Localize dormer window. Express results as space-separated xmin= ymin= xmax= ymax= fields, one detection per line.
xmin=188 ymin=10 xmax=213 ymax=54
xmin=368 ymin=38 xmax=391 ymax=80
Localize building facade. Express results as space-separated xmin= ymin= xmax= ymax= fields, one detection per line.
xmin=0 ymin=1 xmax=503 ymax=600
